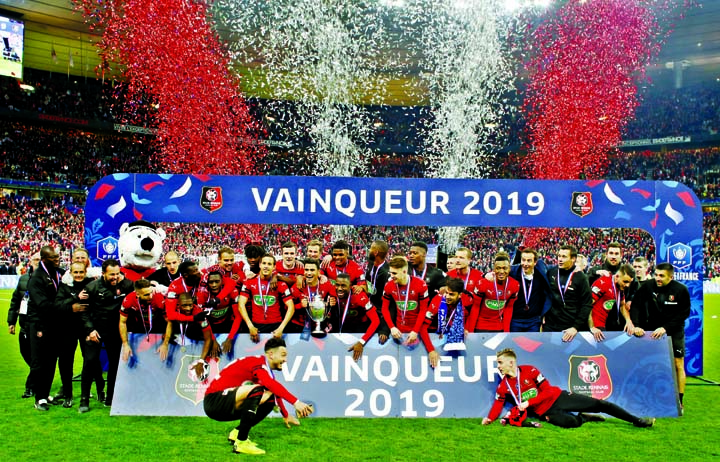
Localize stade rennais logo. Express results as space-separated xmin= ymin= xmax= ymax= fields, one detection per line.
xmin=568 ymin=355 xmax=613 ymax=400
xmin=175 ymin=355 xmax=219 ymax=405
xmin=200 ymin=186 xmax=223 ymax=213
xmin=668 ymin=243 xmax=692 ymax=270
xmin=570 ymin=192 xmax=593 ymax=218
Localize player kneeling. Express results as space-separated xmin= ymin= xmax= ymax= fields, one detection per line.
xmin=196 ymin=338 xmax=313 ymax=455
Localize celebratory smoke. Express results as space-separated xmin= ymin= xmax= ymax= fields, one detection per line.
xmin=522 ymin=0 xmax=684 ymax=180
xmin=74 ymin=0 xmax=263 ymax=175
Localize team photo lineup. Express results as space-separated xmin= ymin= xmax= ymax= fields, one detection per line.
xmin=10 ymin=224 xmax=687 ymax=453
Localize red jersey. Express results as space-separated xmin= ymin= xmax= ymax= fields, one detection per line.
xmin=381 ymin=276 xmax=429 ymax=333
xmin=447 ymin=268 xmax=484 ymax=296
xmin=466 ymin=277 xmax=519 ymax=332
xmin=275 ymin=260 xmax=304 ymax=286
xmin=197 ymin=281 xmax=242 ymax=337
xmin=241 ymin=276 xmax=293 ymax=325
xmin=325 ymin=260 xmax=366 ymax=286
xmin=119 ymin=291 xmax=166 ymax=333
xmin=204 ymin=355 xmax=296 ymax=417
xmin=204 ymin=261 xmax=247 ymax=279
xmin=166 ymin=276 xmax=237 ymax=322
xmin=290 ymin=280 xmax=336 ymax=328
xmin=332 ymin=291 xmax=380 ymax=343
xmin=487 ymin=365 xmax=562 ymax=421
xmin=590 ymin=275 xmax=624 ymax=329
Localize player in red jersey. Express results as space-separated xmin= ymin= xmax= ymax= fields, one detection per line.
xmin=331 ymin=273 xmax=381 ymax=361
xmin=289 ymin=259 xmax=335 ymax=333
xmin=466 ymin=253 xmax=519 ymax=333
xmin=199 ymin=337 xmax=314 ymax=455
xmin=239 ymin=254 xmax=295 ymax=343
xmin=119 ymin=279 xmax=172 ymax=362
xmin=166 ymin=260 xmax=236 ymax=323
xmin=276 ymin=242 xmax=305 ymax=288
xmin=589 ymin=264 xmax=635 ymax=341
xmin=420 ymin=277 xmax=474 ymax=367
xmin=446 ymin=247 xmax=483 ymax=317
xmin=197 ymin=271 xmax=242 ymax=354
xmin=381 ymin=256 xmax=429 ymax=343
xmin=173 ymin=293 xmax=217 ymax=359
xmin=483 ymin=348 xmax=654 ymax=428
xmin=325 ymin=240 xmax=366 ymax=292
xmin=204 ymin=247 xmax=247 ymax=283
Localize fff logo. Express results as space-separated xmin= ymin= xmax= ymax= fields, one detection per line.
xmin=667 ymin=243 xmax=692 ymax=270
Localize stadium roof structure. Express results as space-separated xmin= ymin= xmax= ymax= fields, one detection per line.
xmin=2 ymin=0 xmax=720 ymax=104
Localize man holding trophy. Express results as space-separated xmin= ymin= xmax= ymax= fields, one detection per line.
xmin=290 ymin=259 xmax=335 ymax=337
xmin=199 ymin=338 xmax=314 ymax=455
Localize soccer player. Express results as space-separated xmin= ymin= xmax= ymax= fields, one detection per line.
xmin=289 ymin=259 xmax=334 ymax=333
xmin=197 ymin=271 xmax=242 ymax=354
xmin=276 ymin=241 xmax=305 ymax=287
xmin=325 ymin=240 xmax=366 ymax=292
xmin=305 ymin=239 xmax=325 ymax=260
xmin=587 ymin=242 xmax=624 ymax=284
xmin=364 ymin=240 xmax=391 ymax=343
xmin=420 ymin=277 xmax=474 ymax=367
xmin=544 ymin=245 xmax=593 ymax=342
xmin=381 ymin=256 xmax=429 ymax=344
xmin=482 ymin=348 xmax=654 ymax=428
xmin=331 ymin=273 xmax=381 ymax=361
xmin=446 ymin=247 xmax=483 ymax=318
xmin=165 ymin=260 xmax=204 ymax=322
xmin=588 ymin=264 xmax=635 ymax=341
xmin=466 ymin=253 xmax=519 ymax=333
xmin=206 ymin=247 xmax=246 ymax=282
xmin=242 ymin=243 xmax=266 ymax=280
xmin=148 ymin=250 xmax=181 ymax=288
xmin=119 ymin=279 xmax=172 ymax=362
xmin=507 ymin=248 xmax=552 ymax=332
xmin=407 ymin=241 xmax=445 ymax=299
xmin=239 ymin=254 xmax=295 ymax=343
xmin=200 ymin=338 xmax=314 ymax=455
xmin=171 ymin=293 xmax=217 ymax=360
xmin=630 ymin=263 xmax=691 ymax=413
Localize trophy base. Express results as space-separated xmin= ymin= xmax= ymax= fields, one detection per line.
xmin=311 ymin=330 xmax=327 ymax=338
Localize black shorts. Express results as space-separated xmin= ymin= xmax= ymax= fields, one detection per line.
xmin=204 ymin=388 xmax=241 ymax=422
xmin=671 ymin=331 xmax=685 ymax=359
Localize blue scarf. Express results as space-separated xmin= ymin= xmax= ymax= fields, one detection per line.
xmin=437 ymin=297 xmax=465 ymax=351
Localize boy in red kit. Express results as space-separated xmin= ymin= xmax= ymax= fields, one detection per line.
xmin=467 ymin=253 xmax=519 ymax=333
xmin=172 ymin=293 xmax=217 ymax=360
xmin=276 ymin=242 xmax=305 ymax=287
xmin=483 ymin=348 xmax=654 ymax=428
xmin=197 ymin=271 xmax=242 ymax=354
xmin=238 ymin=254 xmax=295 ymax=343
xmin=200 ymin=338 xmax=314 ymax=455
xmin=289 ymin=259 xmax=335 ymax=333
xmin=331 ymin=273 xmax=381 ymax=361
xmin=381 ymin=256 xmax=429 ymax=344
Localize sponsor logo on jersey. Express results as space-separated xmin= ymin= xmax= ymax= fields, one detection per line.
xmin=254 ymin=295 xmax=277 ymax=306
xmin=571 ymin=192 xmax=593 ymax=217
xmin=603 ymin=300 xmax=615 ymax=311
xmin=520 ymin=388 xmax=538 ymax=401
xmin=668 ymin=243 xmax=692 ymax=270
xmin=397 ymin=301 xmax=418 ymax=311
xmin=485 ymin=299 xmax=506 ymax=310
xmin=200 ymin=186 xmax=223 ymax=213
xmin=568 ymin=355 xmax=613 ymax=400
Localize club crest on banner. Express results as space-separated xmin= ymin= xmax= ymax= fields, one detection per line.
xmin=667 ymin=243 xmax=692 ymax=270
xmin=568 ymin=355 xmax=613 ymax=400
xmin=175 ymin=355 xmax=218 ymax=405
xmin=570 ymin=192 xmax=593 ymax=217
xmin=200 ymin=186 xmax=223 ymax=213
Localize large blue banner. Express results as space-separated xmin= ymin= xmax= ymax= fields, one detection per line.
xmin=112 ymin=332 xmax=679 ymax=418
xmin=85 ymin=175 xmax=704 ymax=374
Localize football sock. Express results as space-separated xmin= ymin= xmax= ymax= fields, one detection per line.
xmin=679 ymin=393 xmax=684 ymax=405
xmin=235 ymin=387 xmax=265 ymax=441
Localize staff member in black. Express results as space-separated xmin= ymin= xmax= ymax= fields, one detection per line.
xmin=7 ymin=252 xmax=40 ymax=398
xmin=630 ymin=262 xmax=691 ymax=413
xmin=52 ymin=262 xmax=95 ymax=408
xmin=26 ymin=246 xmax=64 ymax=411
xmin=79 ymin=259 xmax=134 ymax=413
xmin=543 ymin=245 xmax=593 ymax=342
xmin=365 ymin=240 xmax=390 ymax=343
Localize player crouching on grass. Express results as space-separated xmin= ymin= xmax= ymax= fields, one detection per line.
xmin=195 ymin=338 xmax=314 ymax=455
xmin=482 ymin=348 xmax=655 ymax=429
